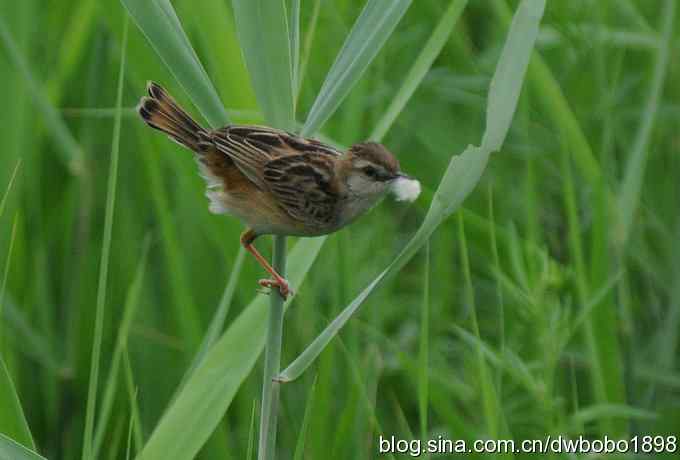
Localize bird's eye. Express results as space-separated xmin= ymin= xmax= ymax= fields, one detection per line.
xmin=362 ymin=166 xmax=379 ymax=178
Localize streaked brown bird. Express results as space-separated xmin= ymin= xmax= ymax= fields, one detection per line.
xmin=137 ymin=82 xmax=420 ymax=299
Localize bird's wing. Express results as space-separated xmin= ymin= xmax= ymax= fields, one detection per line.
xmin=263 ymin=153 xmax=341 ymax=227
xmin=211 ymin=125 xmax=341 ymax=190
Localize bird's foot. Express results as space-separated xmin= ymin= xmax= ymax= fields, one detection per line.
xmin=258 ymin=278 xmax=293 ymax=300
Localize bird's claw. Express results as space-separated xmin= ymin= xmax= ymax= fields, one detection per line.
xmin=258 ymin=278 xmax=293 ymax=300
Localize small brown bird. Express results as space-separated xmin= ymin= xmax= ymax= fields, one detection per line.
xmin=137 ymin=82 xmax=420 ymax=299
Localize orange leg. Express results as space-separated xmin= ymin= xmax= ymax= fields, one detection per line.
xmin=240 ymin=229 xmax=292 ymax=299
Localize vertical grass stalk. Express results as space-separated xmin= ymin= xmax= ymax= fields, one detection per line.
xmin=258 ymin=235 xmax=287 ymax=460
xmin=418 ymin=242 xmax=430 ymax=448
xmin=81 ymin=19 xmax=127 ymax=460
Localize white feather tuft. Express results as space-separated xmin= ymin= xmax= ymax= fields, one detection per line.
xmin=391 ymin=177 xmax=421 ymax=202
xmin=205 ymin=190 xmax=228 ymax=214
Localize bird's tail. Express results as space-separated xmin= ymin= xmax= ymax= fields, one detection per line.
xmin=137 ymin=81 xmax=208 ymax=152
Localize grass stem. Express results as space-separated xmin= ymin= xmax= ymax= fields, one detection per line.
xmin=258 ymin=235 xmax=287 ymax=460
xmin=81 ymin=18 xmax=127 ymax=460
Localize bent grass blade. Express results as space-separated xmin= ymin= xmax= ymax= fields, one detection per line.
xmin=278 ymin=0 xmax=547 ymax=384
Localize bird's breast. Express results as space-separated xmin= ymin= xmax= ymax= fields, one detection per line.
xmin=338 ymin=192 xmax=386 ymax=227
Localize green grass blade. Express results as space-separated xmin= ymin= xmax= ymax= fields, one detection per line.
xmin=457 ymin=214 xmax=504 ymax=443
xmin=0 ymin=161 xmax=21 ymax=221
xmin=337 ymin=343 xmax=393 ymax=460
xmin=482 ymin=0 xmax=544 ymax=151
xmin=136 ymin=237 xmax=325 ymax=460
xmin=183 ymin=0 xmax=256 ymax=109
xmin=92 ymin=236 xmax=151 ymax=459
xmin=125 ymin=415 xmax=134 ymax=460
xmin=487 ymin=187 xmax=505 ymax=355
xmin=246 ymin=401 xmax=257 ymax=460
xmin=617 ymin=0 xmax=674 ymax=247
xmin=137 ymin=132 xmax=202 ymax=350
xmin=301 ymin=0 xmax=412 ymax=136
xmin=452 ymin=326 xmax=540 ymax=396
xmin=231 ymin=0 xmax=294 ymax=129
xmin=176 ymin=247 xmax=246 ymax=393
xmin=81 ymin=20 xmax=127 ymax=460
xmin=278 ymin=0 xmax=546 ymax=383
xmin=0 ymin=433 xmax=45 ymax=460
xmin=0 ymin=214 xmax=18 ymax=344
xmin=0 ymin=195 xmax=21 ymax=417
xmin=569 ymin=404 xmax=657 ymax=428
xmin=258 ymin=235 xmax=287 ymax=460
xmin=121 ymin=0 xmax=229 ymax=127
xmin=103 ymin=419 xmax=125 ymax=460
xmin=0 ymin=357 xmax=34 ymax=450
xmin=123 ymin=351 xmax=144 ymax=452
xmin=569 ymin=272 xmax=622 ymax=341
xmin=297 ymin=0 xmax=321 ymax=98
xmin=418 ymin=243 xmax=429 ymax=444
xmin=0 ymin=161 xmax=20 ymax=347
xmin=0 ymin=17 xmax=84 ymax=175
xmin=290 ymin=0 xmax=301 ymax=107
xmin=370 ymin=0 xmax=467 ymax=142
xmin=293 ymin=376 xmax=317 ymax=460
xmin=155 ymin=0 xmax=196 ymax=47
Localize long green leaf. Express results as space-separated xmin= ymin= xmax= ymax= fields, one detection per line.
xmin=121 ymin=0 xmax=229 ymax=127
xmin=278 ymin=0 xmax=546 ymax=383
xmin=297 ymin=0 xmax=322 ymax=99
xmin=0 ymin=434 xmax=45 ymax=460
xmin=231 ymin=0 xmax=295 ymax=129
xmin=418 ymin=243 xmax=430 ymax=443
xmin=246 ymin=401 xmax=257 ymax=460
xmin=0 ymin=161 xmax=21 ymax=351
xmin=181 ymin=0 xmax=256 ymax=109
xmin=293 ymin=376 xmax=317 ymax=460
xmin=290 ymin=0 xmax=301 ymax=106
xmin=0 ymin=357 xmax=34 ymax=450
xmin=81 ymin=20 xmax=127 ymax=460
xmin=617 ymin=0 xmax=674 ymax=247
xmin=136 ymin=237 xmax=325 ymax=460
xmin=457 ymin=214 xmax=505 ymax=443
xmin=0 ymin=215 xmax=18 ymax=345
xmin=0 ymin=160 xmax=20 ymax=220
xmin=302 ymin=0 xmax=412 ymax=136
xmin=258 ymin=235 xmax=287 ymax=460
xmin=176 ymin=247 xmax=246 ymax=394
xmin=370 ymin=0 xmax=467 ymax=142
xmin=92 ymin=236 xmax=152 ymax=459
xmin=482 ymin=0 xmax=544 ymax=151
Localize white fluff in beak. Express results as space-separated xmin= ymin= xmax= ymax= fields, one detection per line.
xmin=391 ymin=176 xmax=421 ymax=202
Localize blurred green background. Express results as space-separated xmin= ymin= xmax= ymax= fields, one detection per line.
xmin=0 ymin=0 xmax=679 ymax=458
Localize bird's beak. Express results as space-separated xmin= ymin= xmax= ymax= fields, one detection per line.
xmin=393 ymin=172 xmax=413 ymax=181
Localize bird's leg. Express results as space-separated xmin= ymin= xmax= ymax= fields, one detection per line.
xmin=240 ymin=229 xmax=292 ymax=299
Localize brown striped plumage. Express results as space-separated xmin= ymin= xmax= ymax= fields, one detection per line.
xmin=137 ymin=81 xmax=416 ymax=298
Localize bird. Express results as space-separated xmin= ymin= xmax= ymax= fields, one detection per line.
xmin=137 ymin=82 xmax=420 ymax=299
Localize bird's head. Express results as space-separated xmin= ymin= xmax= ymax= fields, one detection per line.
xmin=343 ymin=142 xmax=421 ymax=202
